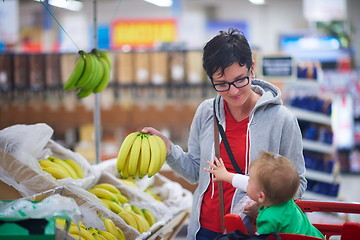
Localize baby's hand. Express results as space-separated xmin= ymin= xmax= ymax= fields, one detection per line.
xmin=204 ymin=157 xmax=233 ymax=183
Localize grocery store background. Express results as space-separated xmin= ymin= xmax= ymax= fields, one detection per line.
xmin=1 ymin=0 xmax=360 ymax=235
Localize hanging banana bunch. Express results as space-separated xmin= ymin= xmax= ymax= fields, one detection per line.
xmin=63 ymin=48 xmax=111 ymax=98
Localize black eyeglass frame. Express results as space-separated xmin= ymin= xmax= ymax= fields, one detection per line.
xmin=211 ymin=70 xmax=251 ymax=92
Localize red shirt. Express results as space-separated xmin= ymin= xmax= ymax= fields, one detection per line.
xmin=200 ymin=102 xmax=249 ymax=232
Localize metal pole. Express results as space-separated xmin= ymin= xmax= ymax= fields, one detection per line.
xmin=93 ymin=0 xmax=101 ymax=164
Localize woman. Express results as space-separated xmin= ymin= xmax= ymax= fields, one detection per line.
xmin=142 ymin=28 xmax=307 ymax=240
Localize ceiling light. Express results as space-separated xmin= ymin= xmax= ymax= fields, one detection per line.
xmin=144 ymin=0 xmax=173 ymax=7
xmin=35 ymin=0 xmax=83 ymax=11
xmin=249 ymin=0 xmax=266 ymax=5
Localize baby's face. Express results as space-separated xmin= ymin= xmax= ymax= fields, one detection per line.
xmin=246 ymin=169 xmax=262 ymax=202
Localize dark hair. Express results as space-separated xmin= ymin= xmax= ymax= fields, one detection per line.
xmin=202 ymin=28 xmax=253 ymax=80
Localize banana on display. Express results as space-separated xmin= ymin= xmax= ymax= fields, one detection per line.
xmin=63 ymin=48 xmax=112 ymax=98
xmin=39 ymin=155 xmax=84 ymax=180
xmin=116 ymin=132 xmax=167 ymax=178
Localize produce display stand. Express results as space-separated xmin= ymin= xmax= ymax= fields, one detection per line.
xmin=146 ymin=210 xmax=189 ymax=240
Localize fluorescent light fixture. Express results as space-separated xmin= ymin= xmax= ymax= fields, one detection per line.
xmin=144 ymin=0 xmax=173 ymax=7
xmin=35 ymin=0 xmax=83 ymax=11
xmin=249 ymin=0 xmax=266 ymax=5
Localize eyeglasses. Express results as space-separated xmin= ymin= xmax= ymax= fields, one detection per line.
xmin=211 ymin=72 xmax=250 ymax=92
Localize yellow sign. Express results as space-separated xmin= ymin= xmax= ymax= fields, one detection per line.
xmin=112 ymin=19 xmax=177 ymax=48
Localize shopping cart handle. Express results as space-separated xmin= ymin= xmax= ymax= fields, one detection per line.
xmin=295 ymin=199 xmax=360 ymax=214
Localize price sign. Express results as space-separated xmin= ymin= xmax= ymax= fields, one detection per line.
xmin=262 ymin=56 xmax=293 ymax=77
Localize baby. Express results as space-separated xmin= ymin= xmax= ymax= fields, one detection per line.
xmin=204 ymin=150 xmax=325 ymax=239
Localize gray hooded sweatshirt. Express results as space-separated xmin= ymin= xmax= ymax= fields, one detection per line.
xmin=166 ymin=79 xmax=307 ymax=240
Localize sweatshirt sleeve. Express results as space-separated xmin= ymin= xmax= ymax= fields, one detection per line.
xmin=232 ymin=174 xmax=249 ymax=191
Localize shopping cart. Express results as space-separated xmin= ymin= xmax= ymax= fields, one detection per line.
xmin=224 ymin=199 xmax=360 ymax=240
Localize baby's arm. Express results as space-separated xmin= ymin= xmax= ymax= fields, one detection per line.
xmin=204 ymin=157 xmax=234 ymax=184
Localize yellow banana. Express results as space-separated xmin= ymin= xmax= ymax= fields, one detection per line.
xmin=93 ymin=183 xmax=121 ymax=194
xmin=131 ymin=205 xmax=144 ymax=218
xmin=64 ymin=159 xmax=84 ymax=178
xmin=120 ymin=154 xmax=130 ymax=179
xmin=114 ymin=193 xmax=129 ymax=204
xmin=87 ymin=227 xmax=98 ymax=234
xmin=118 ymin=211 xmax=138 ymax=230
xmin=42 ymin=166 xmax=71 ymax=179
xmin=118 ymin=178 xmax=138 ymax=188
xmin=147 ymin=135 xmax=161 ymax=177
xmin=88 ymin=188 xmax=120 ymax=203
xmin=116 ymin=132 xmax=139 ymax=172
xmin=101 ymin=198 xmax=124 ymax=214
xmin=130 ymin=212 xmax=150 ymax=233
xmin=92 ymin=232 xmax=104 ymax=240
xmin=70 ymin=233 xmax=87 ymax=240
xmin=127 ymin=135 xmax=142 ymax=177
xmin=98 ymin=214 xmax=126 ymax=240
xmin=93 ymin=56 xmax=111 ymax=93
xmin=63 ymin=50 xmax=86 ymax=90
xmin=98 ymin=198 xmax=112 ymax=210
xmin=69 ymin=225 xmax=96 ymax=240
xmin=97 ymin=230 xmax=117 ymax=240
xmin=138 ymin=135 xmax=151 ymax=178
xmin=154 ymin=135 xmax=167 ymax=172
xmin=142 ymin=208 xmax=157 ymax=226
xmin=94 ymin=233 xmax=107 ymax=240
xmin=49 ymin=156 xmax=79 ymax=179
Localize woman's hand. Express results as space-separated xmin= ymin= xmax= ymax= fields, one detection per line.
xmin=141 ymin=127 xmax=171 ymax=155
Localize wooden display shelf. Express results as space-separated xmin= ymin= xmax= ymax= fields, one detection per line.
xmin=145 ymin=210 xmax=189 ymax=240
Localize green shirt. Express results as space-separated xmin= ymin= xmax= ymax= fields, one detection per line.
xmin=256 ymin=200 xmax=325 ymax=239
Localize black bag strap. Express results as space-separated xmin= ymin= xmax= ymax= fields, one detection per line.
xmin=213 ymin=99 xmax=243 ymax=174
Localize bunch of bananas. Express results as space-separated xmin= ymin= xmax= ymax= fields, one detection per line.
xmin=63 ymin=48 xmax=111 ymax=98
xmin=117 ymin=204 xmax=156 ymax=233
xmin=116 ymin=132 xmax=166 ymax=179
xmin=56 ymin=215 xmax=126 ymax=240
xmin=88 ymin=183 xmax=129 ymax=215
xmin=39 ymin=156 xmax=84 ymax=180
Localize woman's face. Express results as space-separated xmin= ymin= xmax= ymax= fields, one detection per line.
xmin=212 ymin=63 xmax=253 ymax=108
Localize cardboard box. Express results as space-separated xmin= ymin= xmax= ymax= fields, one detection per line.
xmin=169 ymin=51 xmax=185 ymax=83
xmin=185 ymin=50 xmax=205 ymax=84
xmin=44 ymin=53 xmax=61 ymax=89
xmin=28 ymin=54 xmax=45 ymax=91
xmin=115 ymin=51 xmax=134 ymax=84
xmin=0 ymin=53 xmax=14 ymax=91
xmin=150 ymin=51 xmax=169 ymax=85
xmin=13 ymin=54 xmax=29 ymax=90
xmin=134 ymin=51 xmax=150 ymax=84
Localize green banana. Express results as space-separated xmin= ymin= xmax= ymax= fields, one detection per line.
xmin=63 ymin=50 xmax=86 ymax=90
xmin=81 ymin=52 xmax=104 ymax=92
xmin=96 ymin=49 xmax=112 ymax=68
xmin=93 ymin=56 xmax=111 ymax=93
xmin=75 ymin=52 xmax=97 ymax=88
